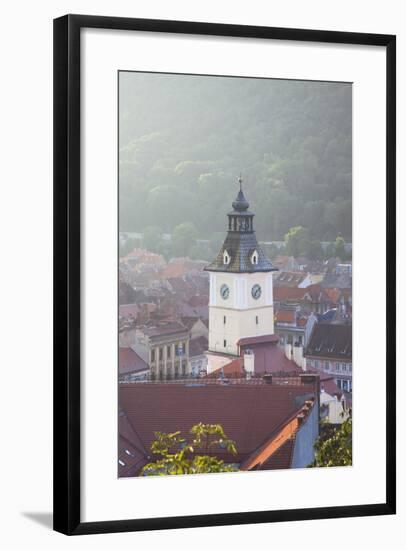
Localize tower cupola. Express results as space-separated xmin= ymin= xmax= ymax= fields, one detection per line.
xmin=205 ymin=175 xmax=277 ymax=274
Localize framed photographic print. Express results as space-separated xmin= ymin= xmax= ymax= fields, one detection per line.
xmin=53 ymin=14 xmax=396 ymax=535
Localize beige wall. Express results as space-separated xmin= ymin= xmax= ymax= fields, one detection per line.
xmin=206 ymin=352 xmax=235 ymax=374
xmin=119 ymin=328 xmax=136 ymax=348
xmin=209 ymin=305 xmax=274 ymax=355
xmin=209 ymin=272 xmax=274 ymax=309
xmin=208 ymin=271 xmax=274 ymax=355
xmin=320 ymin=391 xmax=350 ymax=424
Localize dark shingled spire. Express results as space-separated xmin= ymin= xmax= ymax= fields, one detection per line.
xmin=232 ymin=175 xmax=250 ymax=212
xmin=205 ymin=176 xmax=277 ymax=274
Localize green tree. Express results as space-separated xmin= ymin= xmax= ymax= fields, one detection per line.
xmin=324 ymin=243 xmax=335 ymax=260
xmin=309 ymin=413 xmax=352 ymax=467
xmin=172 ymin=222 xmax=198 ymax=257
xmin=284 ymin=226 xmax=311 ymax=258
xmin=142 ymin=423 xmax=238 ymax=476
xmin=334 ymin=234 xmax=346 ymax=260
xmin=142 ymin=225 xmax=163 ymax=253
xmin=119 ymin=76 xmax=352 ymax=242
xmin=324 ymin=200 xmax=352 ymax=240
xmin=303 ymin=240 xmax=323 ymax=260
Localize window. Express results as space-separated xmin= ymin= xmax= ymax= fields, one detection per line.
xmin=223 ymin=316 xmax=226 ymax=324
xmin=151 ymin=349 xmax=155 ymax=362
xmin=118 ymin=459 xmax=125 ymax=467
xmin=223 ymin=250 xmax=231 ymax=265
xmin=176 ymin=343 xmax=185 ymax=356
xmin=315 ymin=360 xmax=319 ymax=369
xmin=159 ymin=348 xmax=163 ymax=360
xmin=224 ymin=339 xmax=227 ymax=348
xmin=167 ymin=346 xmax=171 ymax=358
xmin=325 ymin=361 xmax=330 ymax=371
xmin=255 ymin=315 xmax=259 ymax=325
xmin=251 ymin=250 xmax=259 ymax=265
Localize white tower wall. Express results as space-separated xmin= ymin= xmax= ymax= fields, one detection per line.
xmin=208 ymin=271 xmax=274 ymax=356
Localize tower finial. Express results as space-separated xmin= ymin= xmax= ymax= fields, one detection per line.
xmin=238 ymin=173 xmax=243 ymax=192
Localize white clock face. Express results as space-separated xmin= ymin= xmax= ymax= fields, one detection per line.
xmin=251 ymin=284 xmax=262 ymax=300
xmin=220 ymin=284 xmax=230 ymax=300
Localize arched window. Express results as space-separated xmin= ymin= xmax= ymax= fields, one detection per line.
xmin=223 ymin=250 xmax=231 ymax=265
xmin=251 ymin=250 xmax=258 ymax=265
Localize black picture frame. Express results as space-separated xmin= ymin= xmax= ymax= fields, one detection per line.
xmin=53 ymin=14 xmax=396 ymax=535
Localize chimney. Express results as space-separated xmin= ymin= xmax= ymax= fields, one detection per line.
xmin=292 ymin=344 xmax=304 ymax=369
xmin=243 ymin=350 xmax=255 ymax=376
xmin=297 ymin=412 xmax=305 ymax=425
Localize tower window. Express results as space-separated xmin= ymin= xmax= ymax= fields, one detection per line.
xmin=223 ymin=250 xmax=231 ymax=265
xmin=224 ymin=340 xmax=227 ymax=348
xmin=223 ymin=316 xmax=226 ymax=324
xmin=251 ymin=250 xmax=259 ymax=265
xmin=255 ymin=316 xmax=259 ymax=325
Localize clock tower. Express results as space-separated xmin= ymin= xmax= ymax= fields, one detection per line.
xmin=204 ymin=177 xmax=278 ymax=372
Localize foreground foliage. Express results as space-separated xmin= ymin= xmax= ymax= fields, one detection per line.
xmin=309 ymin=413 xmax=352 ymax=467
xmin=142 ymin=423 xmax=238 ymax=476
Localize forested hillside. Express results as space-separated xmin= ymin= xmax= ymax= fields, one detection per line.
xmin=119 ymin=72 xmax=352 ymax=242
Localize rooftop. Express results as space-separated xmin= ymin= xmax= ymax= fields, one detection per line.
xmin=138 ymin=322 xmax=189 ymax=339
xmin=205 ymin=182 xmax=277 ymax=274
xmin=237 ymin=334 xmax=279 ymax=347
xmin=119 ymin=348 xmax=148 ymax=375
xmin=118 ymin=379 xmax=318 ymax=476
xmin=189 ymin=335 xmax=208 ymax=357
xmin=305 ymin=323 xmax=352 ymax=360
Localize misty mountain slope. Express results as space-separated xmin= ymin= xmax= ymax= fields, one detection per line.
xmin=119 ymin=72 xmax=352 ymax=241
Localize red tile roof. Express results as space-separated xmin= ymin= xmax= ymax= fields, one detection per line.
xmin=275 ymin=310 xmax=296 ymax=324
xmin=119 ymin=304 xmax=139 ymax=318
xmin=206 ymin=357 xmax=244 ymax=378
xmin=237 ymin=334 xmax=279 ymax=347
xmin=188 ymin=295 xmax=209 ymax=307
xmin=119 ymin=382 xmax=317 ymax=475
xmin=323 ymin=288 xmax=341 ymax=304
xmin=257 ymin=438 xmax=295 ymax=469
xmin=162 ymin=263 xmax=188 ymax=279
xmin=119 ymin=348 xmax=148 ymax=375
xmin=140 ymin=322 xmax=188 ymax=338
xmin=274 ymin=272 xmax=306 ymax=287
xmin=273 ymin=287 xmax=307 ymax=302
xmin=240 ymin=340 xmax=301 ymax=375
xmin=118 ymin=410 xmax=151 ymax=476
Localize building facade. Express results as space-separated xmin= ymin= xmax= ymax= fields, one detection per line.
xmin=132 ymin=323 xmax=190 ymax=380
xmin=204 ymin=178 xmax=277 ymax=371
xmin=305 ymin=322 xmax=352 ymax=392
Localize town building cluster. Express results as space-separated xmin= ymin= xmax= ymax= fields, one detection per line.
xmin=118 ymin=179 xmax=352 ymax=476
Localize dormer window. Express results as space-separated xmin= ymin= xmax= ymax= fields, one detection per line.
xmin=223 ymin=250 xmax=231 ymax=265
xmin=251 ymin=250 xmax=259 ymax=265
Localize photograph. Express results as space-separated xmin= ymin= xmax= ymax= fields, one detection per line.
xmin=117 ymin=72 xmax=353 ymax=477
